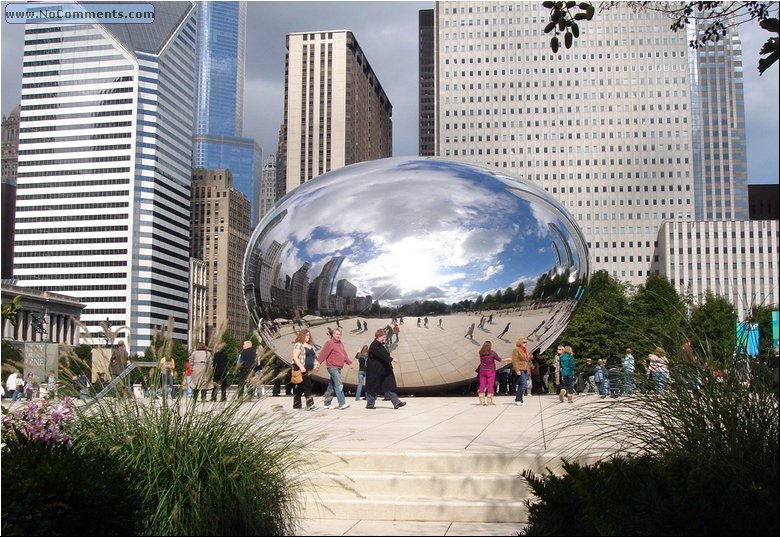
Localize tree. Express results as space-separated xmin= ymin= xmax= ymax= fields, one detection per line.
xmin=553 ymin=270 xmax=632 ymax=361
xmin=629 ymin=274 xmax=687 ymax=358
xmin=543 ymin=1 xmax=779 ymax=74
xmin=687 ymin=291 xmax=738 ymax=369
xmin=1 ymin=295 xmax=21 ymax=326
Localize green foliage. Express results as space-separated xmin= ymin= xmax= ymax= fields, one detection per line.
xmin=523 ymin=451 xmax=779 ymax=536
xmin=68 ymin=399 xmax=305 ymax=536
xmin=688 ymin=291 xmax=738 ymax=369
xmin=627 ymin=274 xmax=687 ymax=357
xmin=1 ymin=340 xmax=22 ymax=367
xmin=554 ymin=270 xmax=631 ymax=359
xmin=542 ymin=1 xmax=595 ymax=53
xmin=1 ymin=443 xmax=140 ymax=536
xmin=1 ymin=295 xmax=22 ymax=326
xmin=526 ymin=351 xmax=779 ymax=535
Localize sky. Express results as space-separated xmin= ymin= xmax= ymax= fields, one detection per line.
xmin=1 ymin=0 xmax=777 ymax=184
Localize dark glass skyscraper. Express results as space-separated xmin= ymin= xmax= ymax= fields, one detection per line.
xmin=192 ymin=1 xmax=262 ymax=225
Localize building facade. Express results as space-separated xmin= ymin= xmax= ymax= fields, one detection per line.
xmin=748 ymin=184 xmax=780 ymax=221
xmin=191 ymin=1 xmax=263 ymax=225
xmin=191 ymin=168 xmax=252 ymax=342
xmin=656 ymin=219 xmax=778 ymax=320
xmin=279 ymin=30 xmax=393 ymax=197
xmin=426 ymin=2 xmax=748 ymax=287
xmin=2 ymin=106 xmax=20 ymax=280
xmin=418 ymin=9 xmax=436 ymax=156
xmin=12 ymin=2 xmax=197 ymax=355
xmin=188 ymin=257 xmax=207 ymax=349
xmin=259 ymin=152 xmax=277 ymax=221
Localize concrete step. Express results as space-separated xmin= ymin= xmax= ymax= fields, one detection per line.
xmin=301 ymin=496 xmax=529 ymax=523
xmin=314 ymin=449 xmax=568 ymax=474
xmin=310 ymin=470 xmax=529 ymax=499
xmin=301 ymin=449 xmax=542 ymax=523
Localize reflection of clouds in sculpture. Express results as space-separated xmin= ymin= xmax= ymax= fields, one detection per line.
xmin=244 ymin=157 xmax=590 ymax=392
xmin=244 ymin=157 xmax=589 ymax=310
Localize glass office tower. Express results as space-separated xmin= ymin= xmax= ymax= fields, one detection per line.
xmin=191 ymin=1 xmax=262 ymax=225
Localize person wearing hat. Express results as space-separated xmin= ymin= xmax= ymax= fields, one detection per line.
xmin=511 ymin=337 xmax=532 ymax=406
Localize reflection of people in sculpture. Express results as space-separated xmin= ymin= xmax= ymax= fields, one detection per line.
xmin=464 ymin=323 xmax=475 ymax=339
xmin=498 ymin=322 xmax=511 ymax=339
xmin=363 ymin=320 xmax=368 ymax=331
xmin=438 ymin=318 xmax=442 ymax=328
xmin=424 ymin=317 xmax=429 ymax=328
xmin=356 ymin=319 xmax=362 ymax=331
xmin=365 ymin=329 xmax=406 ymax=410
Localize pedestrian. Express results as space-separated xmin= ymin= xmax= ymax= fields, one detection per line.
xmin=438 ymin=318 xmax=442 ymax=328
xmin=582 ymin=358 xmax=597 ymax=394
xmin=15 ymin=374 xmax=25 ymax=401
xmin=363 ymin=320 xmax=368 ymax=331
xmin=188 ymin=342 xmax=212 ymax=403
xmin=393 ymin=323 xmax=400 ymax=342
xmin=476 ymin=340 xmax=509 ymax=406
xmin=424 ymin=317 xmax=429 ymax=328
xmin=109 ymin=340 xmax=129 ymax=397
xmin=237 ymin=340 xmax=256 ymax=400
xmin=210 ymin=348 xmax=229 ymax=401
xmin=511 ymin=338 xmax=532 ymax=406
xmin=184 ymin=358 xmax=193 ymax=398
xmin=365 ymin=329 xmax=406 ymax=410
xmin=498 ymin=322 xmax=511 ymax=339
xmin=5 ymin=371 xmax=19 ymax=401
xmin=594 ymin=358 xmax=609 ymax=396
xmin=558 ymin=345 xmax=576 ymax=403
xmin=291 ymin=328 xmax=319 ymax=410
xmin=24 ymin=372 xmax=36 ymax=400
xmin=158 ymin=355 xmax=175 ymax=397
xmin=647 ymin=346 xmax=669 ymax=394
xmin=354 ymin=344 xmax=369 ymax=401
xmin=464 ymin=323 xmax=475 ymax=339
xmin=318 ymin=328 xmax=353 ymax=410
xmin=622 ymin=347 xmax=635 ymax=395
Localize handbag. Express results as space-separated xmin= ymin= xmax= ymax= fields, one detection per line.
xmin=290 ymin=367 xmax=303 ymax=384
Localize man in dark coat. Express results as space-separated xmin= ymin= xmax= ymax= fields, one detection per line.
xmin=211 ymin=348 xmax=229 ymax=402
xmin=237 ymin=341 xmax=256 ymax=399
xmin=365 ymin=329 xmax=406 ymax=410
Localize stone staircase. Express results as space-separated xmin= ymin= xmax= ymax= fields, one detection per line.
xmin=300 ymin=450 xmax=563 ymax=523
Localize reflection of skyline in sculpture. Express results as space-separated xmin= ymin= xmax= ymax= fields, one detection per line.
xmin=242 ymin=157 xmax=590 ymax=390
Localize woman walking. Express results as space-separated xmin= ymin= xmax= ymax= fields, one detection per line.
xmin=291 ymin=329 xmax=319 ymax=410
xmin=188 ymin=342 xmax=212 ymax=403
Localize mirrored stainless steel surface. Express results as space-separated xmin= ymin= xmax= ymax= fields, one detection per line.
xmin=243 ymin=157 xmax=589 ymax=393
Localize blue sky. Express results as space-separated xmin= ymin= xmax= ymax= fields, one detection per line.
xmin=1 ymin=0 xmax=777 ymax=183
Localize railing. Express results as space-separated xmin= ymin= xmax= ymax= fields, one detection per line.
xmin=88 ymin=361 xmax=158 ymax=404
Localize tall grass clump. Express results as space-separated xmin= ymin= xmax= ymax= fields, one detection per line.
xmin=69 ymin=396 xmax=305 ymax=536
xmin=523 ymin=349 xmax=779 ymax=535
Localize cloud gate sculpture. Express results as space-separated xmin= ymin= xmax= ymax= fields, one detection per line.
xmin=243 ymin=157 xmax=589 ymax=393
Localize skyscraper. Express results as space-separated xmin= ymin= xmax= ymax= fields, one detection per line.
xmin=190 ymin=169 xmax=252 ymax=342
xmin=259 ymin=153 xmax=277 ymax=221
xmin=191 ymin=1 xmax=263 ymax=225
xmin=425 ymin=2 xmax=748 ymax=287
xmin=279 ymin=30 xmax=393 ymax=198
xmin=2 ymin=106 xmax=20 ymax=280
xmin=418 ymin=9 xmax=435 ymax=156
xmin=13 ymin=2 xmax=197 ymax=353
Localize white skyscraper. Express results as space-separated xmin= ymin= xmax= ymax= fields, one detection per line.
xmin=427 ymin=2 xmax=748 ymax=287
xmin=13 ymin=2 xmax=197 ymax=354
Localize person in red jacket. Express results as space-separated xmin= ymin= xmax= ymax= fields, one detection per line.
xmin=318 ymin=328 xmax=353 ymax=410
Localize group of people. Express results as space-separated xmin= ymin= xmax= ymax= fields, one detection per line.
xmin=4 ymin=371 xmax=37 ymax=401
xmin=289 ymin=327 xmax=406 ymax=411
xmin=475 ymin=337 xmax=534 ymax=406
